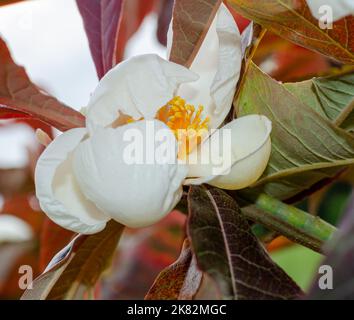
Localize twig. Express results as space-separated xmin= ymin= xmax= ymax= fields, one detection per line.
xmin=242 ymin=194 xmax=337 ymax=253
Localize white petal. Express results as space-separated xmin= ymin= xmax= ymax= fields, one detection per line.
xmin=73 ymin=120 xmax=188 ymax=228
xmin=177 ymin=3 xmax=242 ymax=129
xmin=35 ymin=128 xmax=109 ymax=234
xmin=0 ymin=215 xmax=33 ymax=243
xmin=166 ymin=18 xmax=173 ymax=59
xmin=185 ymin=115 xmax=272 ymax=190
xmin=241 ymin=22 xmax=253 ymax=57
xmin=86 ymin=54 xmax=198 ymax=132
xmin=307 ymin=0 xmax=354 ymax=21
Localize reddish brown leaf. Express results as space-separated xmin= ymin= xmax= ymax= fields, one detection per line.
xmin=225 ymin=2 xmax=250 ymax=33
xmin=1 ymin=194 xmax=43 ymax=234
xmin=100 ymin=212 xmax=185 ymax=299
xmin=19 ymin=118 xmax=53 ymax=138
xmin=136 ymin=212 xmax=185 ymax=268
xmin=115 ymin=0 xmax=155 ymax=62
xmin=227 ymin=0 xmax=354 ymax=64
xmin=76 ymin=0 xmax=124 ymax=79
xmin=271 ymin=45 xmax=331 ymax=82
xmin=39 ymin=218 xmax=75 ymax=272
xmin=169 ymin=0 xmax=222 ymax=67
xmin=21 ymin=221 xmax=124 ymax=300
xmin=0 ymin=168 xmax=32 ymax=196
xmin=0 ymin=0 xmax=23 ymax=6
xmin=253 ymin=33 xmax=331 ymax=82
xmin=0 ymin=38 xmax=85 ymax=131
xmin=145 ymin=238 xmax=202 ymax=300
xmin=253 ymin=32 xmax=291 ymax=64
xmin=0 ymin=106 xmax=30 ymax=119
xmin=0 ymin=243 xmax=40 ymax=299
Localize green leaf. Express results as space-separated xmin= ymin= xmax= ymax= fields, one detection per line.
xmin=317 ymin=182 xmax=353 ymax=226
xmin=145 ymin=239 xmax=202 ymax=300
xmin=187 ymin=185 xmax=302 ymax=300
xmin=271 ymin=244 xmax=323 ymax=292
xmin=227 ymin=0 xmax=354 ymax=64
xmin=285 ymin=72 xmax=354 ymax=132
xmin=236 ymin=63 xmax=354 ymax=201
xmin=21 ymin=221 xmax=124 ymax=300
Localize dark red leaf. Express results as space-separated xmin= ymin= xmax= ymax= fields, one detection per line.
xmin=76 ymin=0 xmax=124 ymax=79
xmin=225 ymin=2 xmax=250 ymax=33
xmin=145 ymin=239 xmax=202 ymax=300
xmin=187 ymin=186 xmax=303 ymax=300
xmin=157 ymin=0 xmax=174 ymax=46
xmin=0 ymin=106 xmax=30 ymax=119
xmin=0 ymin=38 xmax=85 ymax=131
xmin=272 ymin=46 xmax=330 ymax=82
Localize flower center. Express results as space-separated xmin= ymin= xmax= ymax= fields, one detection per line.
xmin=156 ymin=96 xmax=209 ymax=158
xmin=124 ymin=96 xmax=209 ymax=159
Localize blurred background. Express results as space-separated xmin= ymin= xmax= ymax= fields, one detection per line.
xmin=0 ymin=0 xmax=352 ymax=299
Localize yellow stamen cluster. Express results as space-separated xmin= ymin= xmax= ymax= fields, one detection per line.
xmin=124 ymin=96 xmax=209 ymax=158
xmin=157 ymin=96 xmax=209 ymax=157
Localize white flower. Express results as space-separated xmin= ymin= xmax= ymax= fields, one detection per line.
xmin=307 ymin=0 xmax=354 ymax=21
xmin=35 ymin=4 xmax=272 ymax=234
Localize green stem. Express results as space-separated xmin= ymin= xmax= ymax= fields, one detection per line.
xmin=334 ymin=97 xmax=354 ymax=127
xmin=251 ymin=224 xmax=278 ymax=243
xmin=243 ymin=194 xmax=337 ymax=253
